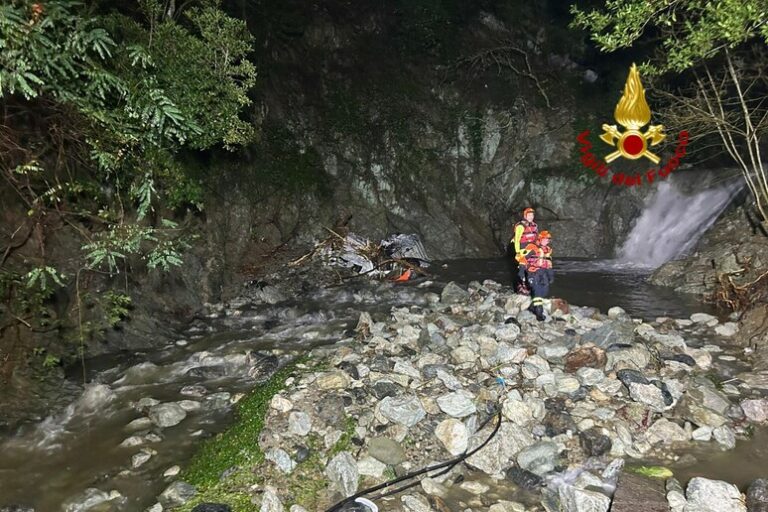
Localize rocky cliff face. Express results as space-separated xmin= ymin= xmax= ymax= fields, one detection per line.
xmin=0 ymin=2 xmax=668 ymax=401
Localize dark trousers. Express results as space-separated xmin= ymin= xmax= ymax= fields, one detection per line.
xmin=529 ymin=271 xmax=550 ymax=307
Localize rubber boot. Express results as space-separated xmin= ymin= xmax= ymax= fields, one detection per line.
xmin=534 ymin=305 xmax=546 ymax=322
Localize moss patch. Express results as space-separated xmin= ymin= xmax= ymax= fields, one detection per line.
xmin=181 ymin=358 xmax=306 ymax=487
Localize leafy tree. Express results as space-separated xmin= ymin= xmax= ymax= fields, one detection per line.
xmin=0 ymin=0 xmax=256 ymax=333
xmin=571 ymin=0 xmax=768 ymax=226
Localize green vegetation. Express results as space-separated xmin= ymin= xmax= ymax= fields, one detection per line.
xmin=103 ymin=291 xmax=131 ymax=327
xmin=1 ymin=0 xmax=257 ymax=357
xmin=182 ymin=361 xmax=301 ymax=486
xmin=627 ymin=465 xmax=674 ymax=479
xmin=570 ymin=0 xmax=768 ymax=225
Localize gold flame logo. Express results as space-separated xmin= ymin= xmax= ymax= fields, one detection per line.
xmin=600 ymin=63 xmax=665 ymax=163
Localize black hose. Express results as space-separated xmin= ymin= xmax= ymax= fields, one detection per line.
xmin=324 ymin=407 xmax=503 ymax=512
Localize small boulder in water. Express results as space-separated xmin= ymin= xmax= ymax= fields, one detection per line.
xmin=148 ymin=403 xmax=187 ymax=428
xmin=63 ymin=488 xmax=113 ymax=512
xmin=685 ymin=477 xmax=746 ymax=512
xmin=747 ymin=479 xmax=768 ymax=512
xmin=159 ymin=481 xmax=197 ymax=507
xmin=440 ymin=282 xmax=469 ymax=304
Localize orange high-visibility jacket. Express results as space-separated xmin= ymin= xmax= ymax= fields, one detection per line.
xmin=516 ymin=243 xmax=552 ymax=272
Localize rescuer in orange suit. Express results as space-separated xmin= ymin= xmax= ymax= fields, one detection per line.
xmin=510 ymin=207 xmax=538 ymax=294
xmin=516 ymin=230 xmax=554 ymax=321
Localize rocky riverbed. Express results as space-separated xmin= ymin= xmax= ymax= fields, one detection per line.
xmin=120 ymin=279 xmax=768 ymax=512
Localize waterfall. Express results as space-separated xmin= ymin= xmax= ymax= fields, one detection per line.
xmin=617 ymin=176 xmax=744 ymax=268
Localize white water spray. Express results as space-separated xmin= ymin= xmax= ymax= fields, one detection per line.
xmin=617 ymin=178 xmax=744 ymax=268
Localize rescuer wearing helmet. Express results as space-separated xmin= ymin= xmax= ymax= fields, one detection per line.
xmin=511 ymin=207 xmax=538 ymax=256
xmin=516 ymin=230 xmax=554 ymax=321
xmin=510 ymin=207 xmax=538 ymax=294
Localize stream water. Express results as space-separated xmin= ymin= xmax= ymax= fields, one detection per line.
xmin=0 ymin=257 xmax=747 ymax=511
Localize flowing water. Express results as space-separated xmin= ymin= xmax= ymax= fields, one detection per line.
xmin=617 ymin=176 xmax=744 ymax=267
xmin=0 ymin=177 xmax=757 ymax=510
xmin=0 ymin=261 xmax=727 ymax=511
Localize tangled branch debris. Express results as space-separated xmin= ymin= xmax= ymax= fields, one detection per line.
xmin=289 ymin=229 xmax=430 ymax=281
xmin=708 ymin=266 xmax=768 ymax=313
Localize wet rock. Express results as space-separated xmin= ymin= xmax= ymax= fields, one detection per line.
xmin=690 ymin=313 xmax=718 ymax=326
xmin=435 ymin=369 xmax=463 ymax=391
xmin=688 ymin=385 xmax=731 ymax=414
xmin=607 ymin=344 xmax=652 ymax=370
xmin=741 ymin=399 xmax=768 ymax=423
xmin=501 ymin=395 xmax=540 ymax=426
xmin=63 ymin=488 xmax=114 ymax=512
xmin=192 ymin=504 xmax=232 ymax=512
xmin=164 ymin=466 xmax=181 ymax=477
xmin=565 ymin=346 xmax=607 ymax=373
xmin=132 ymin=448 xmax=155 ymax=468
xmin=713 ymin=425 xmax=736 ymax=449
xmin=377 ymin=395 xmax=426 ymax=426
xmin=315 ymin=396 xmax=346 ymax=427
xmin=543 ymin=411 xmax=577 ymax=436
xmin=325 ymin=452 xmax=359 ymax=497
xmin=441 ymin=282 xmax=469 ymax=304
xmin=628 ymin=383 xmax=668 ymax=411
xmin=269 ymin=395 xmax=293 ymax=413
xmin=645 ymin=418 xmax=689 ymax=445
xmin=558 ymin=484 xmax=611 ymax=512
xmin=357 ymin=456 xmax=386 ymax=478
xmin=401 ymin=494 xmax=432 ymax=512
xmin=436 ymin=391 xmax=476 ymax=418
xmin=367 ymin=437 xmax=406 ymax=465
xmin=539 ymin=344 xmax=570 ymax=363
xmin=120 ymin=435 xmax=145 ymax=448
xmin=435 ymin=418 xmax=469 ymax=455
xmin=288 ymin=412 xmax=312 ymax=436
xmin=685 ymin=477 xmax=746 ymax=512
xmin=576 ymin=367 xmax=605 ymax=386
xmin=692 ymin=426 xmax=713 ymax=441
xmin=137 ymin=397 xmax=160 ymax=410
xmin=186 ymin=366 xmax=228 ymax=379
xmin=148 ymin=403 xmax=187 ymax=428
xmin=159 ymin=481 xmax=197 ymax=507
xmin=747 ymin=479 xmax=768 ymax=512
xmin=506 ymin=467 xmax=544 ymax=490
xmin=715 ymin=322 xmax=738 ymax=337
xmin=495 ymin=324 xmax=521 ymax=343
xmin=372 ymin=380 xmax=401 ymax=399
xmin=125 ymin=417 xmax=153 ymax=432
xmin=664 ymin=354 xmax=696 ymax=367
xmin=266 ymin=448 xmax=295 ymax=474
xmin=316 ymin=371 xmax=351 ymax=390
xmin=616 ymin=369 xmax=650 ymax=388
xmin=516 ymin=441 xmax=558 ymax=476
xmin=294 ymin=446 xmax=310 ymax=463
xmin=259 ymin=487 xmax=284 ymax=512
xmin=580 ymin=428 xmax=612 ymax=456
xmin=466 ymin=422 xmax=534 ymax=475
xmin=611 ymin=472 xmax=669 ymax=512
xmin=608 ymin=306 xmax=628 ymax=319
xmin=581 ymin=321 xmax=635 ymax=348
xmin=489 ymin=501 xmax=525 ymax=512
xmin=451 ymin=346 xmax=477 ymax=364
xmin=421 ymin=364 xmax=451 ymax=379
xmin=523 ymin=355 xmax=551 ymax=378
